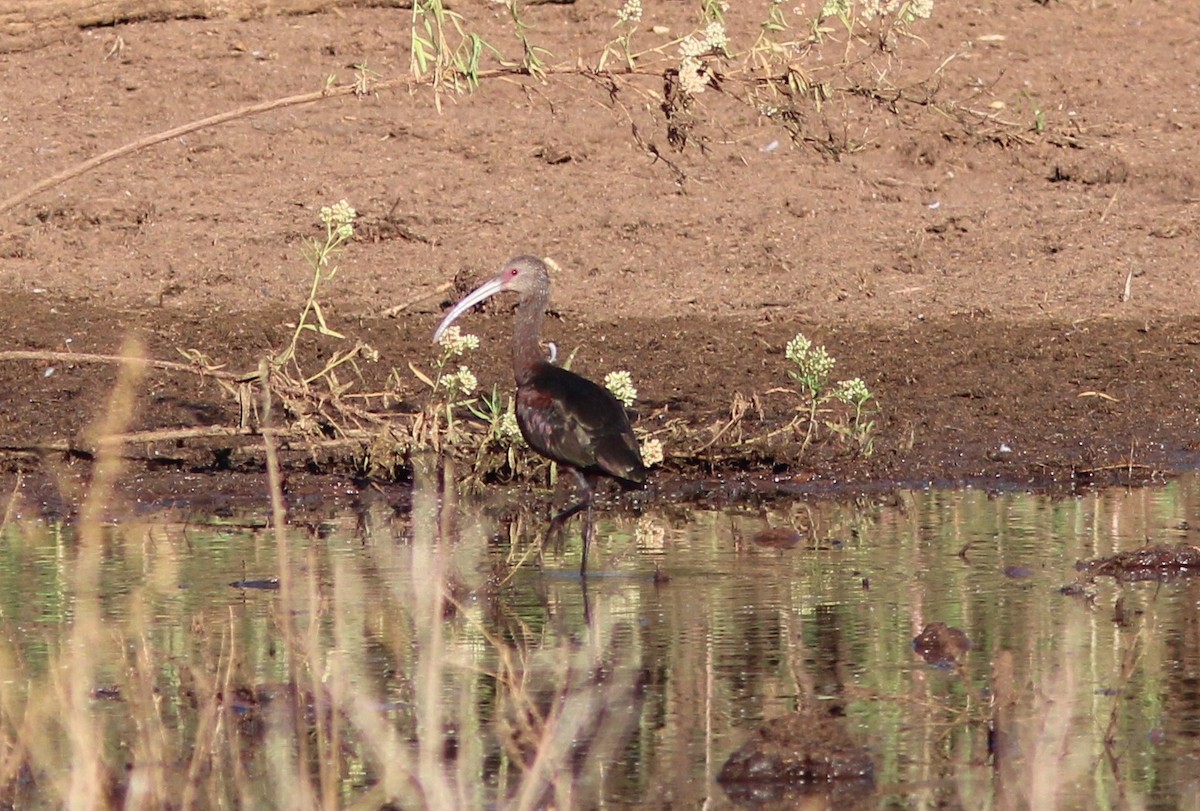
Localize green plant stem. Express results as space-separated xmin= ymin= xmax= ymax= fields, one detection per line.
xmin=801 ymin=396 xmax=819 ymax=452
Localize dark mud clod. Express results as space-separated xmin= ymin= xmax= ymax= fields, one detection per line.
xmin=751 ymin=526 xmax=804 ymax=550
xmin=913 ymin=622 xmax=971 ymax=667
xmin=1075 ymin=543 xmax=1200 ymax=583
xmin=229 ymin=578 xmax=281 ymax=590
xmin=718 ymin=709 xmax=874 ymax=801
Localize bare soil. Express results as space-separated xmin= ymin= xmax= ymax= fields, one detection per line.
xmin=1 ymin=0 xmax=1199 ymax=502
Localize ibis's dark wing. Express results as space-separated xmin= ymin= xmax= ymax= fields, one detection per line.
xmin=516 ymin=363 xmax=647 ymax=485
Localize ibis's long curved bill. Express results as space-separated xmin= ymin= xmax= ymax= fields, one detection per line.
xmin=432 ymin=277 xmax=508 ymax=343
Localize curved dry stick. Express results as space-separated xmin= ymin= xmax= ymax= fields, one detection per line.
xmin=0 ymin=349 xmax=243 ymax=380
xmin=0 ymin=426 xmax=379 ymax=458
xmin=378 ymin=280 xmax=452 ymax=318
xmin=0 ymin=64 xmax=665 ymax=218
xmin=0 ymin=75 xmax=405 ymax=216
xmin=2 ymin=48 xmax=962 ymax=219
xmin=0 ymin=86 xmax=364 ymax=217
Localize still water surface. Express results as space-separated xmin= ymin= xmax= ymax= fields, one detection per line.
xmin=3 ymin=472 xmax=1200 ymax=808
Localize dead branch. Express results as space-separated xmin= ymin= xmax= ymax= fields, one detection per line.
xmin=0 ymin=350 xmax=244 ymax=380
xmin=0 ymin=66 xmax=631 ymax=218
xmin=379 ymin=281 xmax=454 ymax=318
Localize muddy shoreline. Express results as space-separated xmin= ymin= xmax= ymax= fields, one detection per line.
xmin=2 ymin=291 xmax=1197 ymax=508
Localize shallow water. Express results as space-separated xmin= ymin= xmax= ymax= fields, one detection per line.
xmin=3 ymin=471 xmax=1200 ymax=808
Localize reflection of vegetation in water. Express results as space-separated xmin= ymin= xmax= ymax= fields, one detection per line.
xmin=3 ymin=475 xmax=1200 ymax=806
xmin=0 ymin=460 xmax=642 ymax=807
xmin=841 ymin=484 xmax=1200 ymax=807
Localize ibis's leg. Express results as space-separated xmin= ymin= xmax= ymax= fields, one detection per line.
xmin=548 ymin=500 xmax=587 ymax=559
xmin=550 ymin=500 xmax=588 ymax=526
xmin=546 ymin=470 xmax=584 ymax=559
xmin=577 ymin=472 xmax=598 ymax=577
xmin=581 ymin=573 xmax=593 ymax=626
xmin=550 ymin=468 xmax=593 ymax=526
xmin=579 ymin=501 xmax=594 ymax=577
xmin=546 ymin=470 xmax=599 ymax=574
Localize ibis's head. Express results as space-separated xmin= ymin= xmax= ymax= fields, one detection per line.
xmin=432 ymin=255 xmax=550 ymax=344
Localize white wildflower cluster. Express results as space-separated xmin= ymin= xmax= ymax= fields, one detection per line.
xmin=319 ymin=199 xmax=356 ymax=239
xmin=785 ymin=333 xmax=836 ymax=394
xmin=616 ymin=0 xmax=642 ymax=24
xmin=676 ymin=58 xmax=700 ymax=95
xmin=702 ymin=20 xmax=728 ymax=51
xmin=906 ymin=0 xmax=933 ymax=20
xmin=859 ymin=0 xmax=888 ymax=20
xmin=437 ymin=325 xmax=480 ymax=357
xmin=782 ymin=333 xmax=876 ymax=450
xmin=640 ymin=437 xmax=664 ymax=468
xmin=604 ymin=370 xmax=638 ymax=407
xmin=497 ymin=406 xmax=524 ymax=445
xmin=680 ymin=21 xmax=728 ymax=57
xmin=679 ymin=58 xmax=709 ymax=96
xmin=440 ymin=366 xmax=477 ymax=397
xmin=677 ymin=20 xmax=728 ymax=96
xmin=785 ymin=334 xmax=834 ymax=374
xmin=823 ymin=0 xmax=933 ymax=22
xmin=833 ymin=377 xmax=872 ymax=406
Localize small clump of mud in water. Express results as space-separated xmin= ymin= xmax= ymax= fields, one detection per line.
xmin=718 ymin=705 xmax=874 ymax=804
xmin=1075 ymin=543 xmax=1200 ymax=583
xmin=913 ymin=622 xmax=972 ymax=667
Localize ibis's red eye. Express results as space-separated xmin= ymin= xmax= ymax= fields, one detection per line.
xmin=508 ymin=268 xmax=519 ymax=277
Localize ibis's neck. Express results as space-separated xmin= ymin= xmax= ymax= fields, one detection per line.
xmin=512 ymin=289 xmax=549 ymax=385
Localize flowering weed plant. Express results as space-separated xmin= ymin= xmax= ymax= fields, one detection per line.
xmin=785 ymin=333 xmax=876 ymax=454
xmin=406 ymin=325 xmax=485 ymax=448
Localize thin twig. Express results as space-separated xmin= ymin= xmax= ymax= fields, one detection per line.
xmin=0 ymin=65 xmax=635 ymax=217
xmin=1076 ymin=462 xmax=1157 ymax=475
xmin=0 ymin=87 xmax=361 ymax=217
xmin=102 ymin=425 xmax=245 ymax=444
xmin=0 ymin=428 xmax=379 ymax=460
xmin=379 ymin=281 xmax=453 ymax=318
xmin=0 ymin=350 xmax=244 ymax=380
